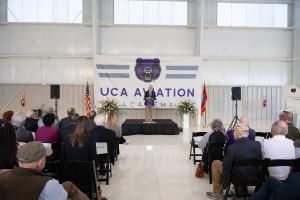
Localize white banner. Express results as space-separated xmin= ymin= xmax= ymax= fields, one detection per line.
xmin=94 ymin=55 xmax=202 ymax=109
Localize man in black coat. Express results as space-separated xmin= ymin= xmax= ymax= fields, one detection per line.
xmin=207 ymin=122 xmax=261 ymax=199
xmin=59 ymin=113 xmax=79 ymax=142
xmin=24 ymin=109 xmax=38 ymax=133
xmin=59 ymin=107 xmax=76 ymax=129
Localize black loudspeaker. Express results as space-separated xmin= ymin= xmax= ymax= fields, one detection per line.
xmin=50 ymin=85 xmax=60 ymax=99
xmin=231 ymin=87 xmax=241 ymax=100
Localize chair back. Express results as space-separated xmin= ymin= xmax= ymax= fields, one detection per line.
xmin=231 ymin=159 xmax=266 ymax=186
xmin=42 ymin=161 xmax=59 ymax=179
xmin=59 ymin=160 xmax=98 ymax=200
xmin=96 ymin=142 xmax=108 ymax=155
xmin=265 ymin=159 xmax=295 ymax=178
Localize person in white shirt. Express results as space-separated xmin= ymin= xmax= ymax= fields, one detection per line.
xmin=262 ymin=120 xmax=295 ymax=180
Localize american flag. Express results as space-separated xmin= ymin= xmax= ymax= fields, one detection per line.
xmin=85 ymin=82 xmax=91 ymax=115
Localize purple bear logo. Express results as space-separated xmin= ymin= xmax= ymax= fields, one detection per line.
xmin=135 ymin=58 xmax=161 ymax=82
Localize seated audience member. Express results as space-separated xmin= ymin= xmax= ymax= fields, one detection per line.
xmin=60 ymin=113 xmax=79 ymax=142
xmin=0 ymin=123 xmax=17 ymax=174
xmin=106 ymin=112 xmax=127 ymax=145
xmin=226 ymin=116 xmax=255 ymax=146
xmin=252 ymin=172 xmax=300 ymax=200
xmin=24 ymin=109 xmax=38 ymax=133
xmin=198 ymin=119 xmax=225 ymax=150
xmin=38 ymin=107 xmax=58 ymax=128
xmin=90 ymin=115 xmax=118 ymax=173
xmin=59 ymin=107 xmax=76 ymax=129
xmin=2 ymin=110 xmax=14 ymax=124
xmin=88 ymin=110 xmax=97 ymax=130
xmin=202 ymin=119 xmax=226 ymax=171
xmin=279 ymin=111 xmax=300 ymax=141
xmin=0 ymin=141 xmax=89 ymax=200
xmin=61 ymin=116 xmax=98 ymax=165
xmin=11 ymin=112 xmax=34 ymax=143
xmin=262 ymin=120 xmax=295 ymax=180
xmin=206 ymin=123 xmax=261 ymax=199
xmin=36 ymin=113 xmax=59 ymax=144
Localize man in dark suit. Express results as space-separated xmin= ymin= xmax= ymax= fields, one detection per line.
xmin=143 ymin=85 xmax=156 ymax=122
xmin=24 ymin=109 xmax=39 ymax=133
xmin=207 ymin=123 xmax=262 ymax=199
xmin=59 ymin=113 xmax=79 ymax=142
xmin=59 ymin=107 xmax=76 ymax=129
xmin=90 ymin=115 xmax=118 ymax=175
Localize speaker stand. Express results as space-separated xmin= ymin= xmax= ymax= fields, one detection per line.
xmin=228 ymin=99 xmax=239 ymax=131
xmin=54 ymin=98 xmax=59 ymax=121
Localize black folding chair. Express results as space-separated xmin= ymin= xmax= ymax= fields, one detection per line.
xmin=96 ymin=142 xmax=112 ymax=185
xmin=207 ymin=141 xmax=225 ymax=184
xmin=255 ymin=132 xmax=267 ymax=138
xmin=189 ymin=131 xmax=206 ymax=165
xmin=265 ymin=159 xmax=295 ymax=177
xmin=59 ymin=160 xmax=99 ymax=200
xmin=223 ymin=159 xmax=266 ymax=200
xmin=42 ymin=160 xmax=59 ymax=179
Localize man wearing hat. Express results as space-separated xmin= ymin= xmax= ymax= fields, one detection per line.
xmin=0 ymin=141 xmax=88 ymax=200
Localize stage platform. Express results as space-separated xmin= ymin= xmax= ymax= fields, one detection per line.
xmin=121 ymin=119 xmax=179 ymax=136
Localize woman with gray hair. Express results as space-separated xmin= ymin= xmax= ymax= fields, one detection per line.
xmin=198 ymin=119 xmax=225 ymax=150
xmin=11 ymin=112 xmax=34 ymax=143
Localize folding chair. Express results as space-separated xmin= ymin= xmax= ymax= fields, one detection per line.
xmin=59 ymin=160 xmax=99 ymax=200
xmin=265 ymin=159 xmax=295 ymax=177
xmin=42 ymin=142 xmax=60 ymax=161
xmin=96 ymin=142 xmax=112 ymax=185
xmin=223 ymin=159 xmax=266 ymax=200
xmin=42 ymin=160 xmax=59 ymax=179
xmin=189 ymin=131 xmax=206 ymax=165
xmin=255 ymin=132 xmax=268 ymax=143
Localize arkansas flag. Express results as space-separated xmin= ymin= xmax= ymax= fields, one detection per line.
xmin=21 ymin=92 xmax=25 ymax=107
xmin=201 ymin=82 xmax=207 ymax=116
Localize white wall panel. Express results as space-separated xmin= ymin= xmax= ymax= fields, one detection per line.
xmin=203 ymin=28 xmax=293 ymax=59
xmin=0 ymin=58 xmax=93 ymax=84
xmin=99 ymin=26 xmax=196 ymax=56
xmin=202 ymin=59 xmax=292 ymax=85
xmin=0 ymin=24 xmax=92 ymax=55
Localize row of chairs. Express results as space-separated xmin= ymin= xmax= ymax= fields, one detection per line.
xmin=189 ymin=131 xmax=274 ymax=184
xmin=43 ymin=141 xmax=116 ymax=185
xmin=189 ymin=131 xmax=272 ymax=165
xmin=224 ymin=158 xmax=300 ymax=200
xmin=43 ymin=160 xmax=100 ymax=200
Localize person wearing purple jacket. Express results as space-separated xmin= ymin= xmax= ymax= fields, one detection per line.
xmin=35 ymin=114 xmax=59 ymax=143
xmin=226 ymin=116 xmax=256 ymax=146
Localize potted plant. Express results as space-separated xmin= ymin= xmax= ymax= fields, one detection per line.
xmin=98 ymin=99 xmax=119 ymax=124
xmin=177 ymin=100 xmax=196 ymax=129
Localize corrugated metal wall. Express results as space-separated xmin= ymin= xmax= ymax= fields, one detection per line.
xmin=0 ymin=84 xmax=94 ymax=119
xmin=0 ymin=84 xmax=283 ymax=131
xmin=203 ymin=86 xmax=284 ymax=131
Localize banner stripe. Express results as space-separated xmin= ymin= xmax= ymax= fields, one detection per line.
xmin=166 ymin=66 xmax=199 ymax=70
xmin=165 ymin=74 xmax=196 ymax=79
xmin=96 ymin=64 xmax=130 ymax=70
xmin=98 ymin=73 xmax=130 ymax=78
